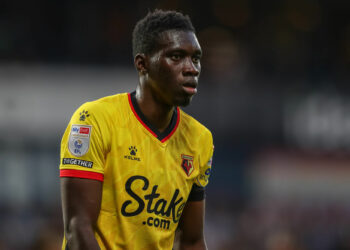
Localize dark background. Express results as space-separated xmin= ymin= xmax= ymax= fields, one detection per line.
xmin=1 ymin=0 xmax=350 ymax=249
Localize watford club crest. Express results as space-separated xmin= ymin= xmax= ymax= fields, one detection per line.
xmin=181 ymin=154 xmax=194 ymax=176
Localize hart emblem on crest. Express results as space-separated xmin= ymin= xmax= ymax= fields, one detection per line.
xmin=181 ymin=154 xmax=194 ymax=176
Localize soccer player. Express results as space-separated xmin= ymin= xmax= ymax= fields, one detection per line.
xmin=60 ymin=9 xmax=214 ymax=250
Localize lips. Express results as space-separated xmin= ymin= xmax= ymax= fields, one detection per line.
xmin=183 ymin=82 xmax=197 ymax=88
xmin=182 ymin=82 xmax=198 ymax=95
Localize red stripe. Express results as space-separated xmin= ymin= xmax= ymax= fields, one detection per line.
xmin=161 ymin=107 xmax=180 ymax=143
xmin=60 ymin=169 xmax=104 ymax=182
xmin=128 ymin=93 xmax=158 ymax=137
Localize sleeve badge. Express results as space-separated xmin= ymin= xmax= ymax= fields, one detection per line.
xmin=68 ymin=125 xmax=92 ymax=157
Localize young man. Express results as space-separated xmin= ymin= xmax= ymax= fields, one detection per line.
xmin=60 ymin=9 xmax=214 ymax=250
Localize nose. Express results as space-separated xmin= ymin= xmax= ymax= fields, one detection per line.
xmin=183 ymin=57 xmax=200 ymax=76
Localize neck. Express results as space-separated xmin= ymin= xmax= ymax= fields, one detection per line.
xmin=135 ymin=85 xmax=175 ymax=133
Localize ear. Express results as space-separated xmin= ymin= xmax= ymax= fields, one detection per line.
xmin=134 ymin=53 xmax=148 ymax=74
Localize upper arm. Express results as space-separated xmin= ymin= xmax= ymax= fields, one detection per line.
xmin=60 ymin=177 xmax=103 ymax=250
xmin=61 ymin=177 xmax=103 ymax=234
xmin=59 ymin=102 xmax=108 ymax=249
xmin=60 ymin=102 xmax=105 ymax=230
xmin=176 ymin=130 xmax=213 ymax=249
xmin=177 ymin=199 xmax=207 ymax=250
xmin=60 ymin=102 xmax=108 ymax=228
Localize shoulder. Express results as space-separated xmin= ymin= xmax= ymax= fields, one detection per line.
xmin=73 ymin=93 xmax=129 ymax=119
xmin=179 ymin=110 xmax=214 ymax=186
xmin=79 ymin=93 xmax=128 ymax=111
xmin=67 ymin=93 xmax=129 ymax=130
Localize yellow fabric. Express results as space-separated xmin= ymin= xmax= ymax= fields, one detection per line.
xmin=60 ymin=93 xmax=214 ymax=250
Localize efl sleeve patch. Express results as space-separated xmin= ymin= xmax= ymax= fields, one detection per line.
xmin=68 ymin=125 xmax=92 ymax=157
xmin=196 ymin=144 xmax=214 ymax=187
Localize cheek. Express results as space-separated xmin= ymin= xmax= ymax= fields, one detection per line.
xmin=159 ymin=68 xmax=175 ymax=83
xmin=158 ymin=63 xmax=180 ymax=84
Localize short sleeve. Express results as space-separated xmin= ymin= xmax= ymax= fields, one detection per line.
xmin=59 ymin=102 xmax=109 ymax=182
xmin=195 ymin=130 xmax=214 ymax=187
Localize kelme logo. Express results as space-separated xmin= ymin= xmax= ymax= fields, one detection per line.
xmin=124 ymin=146 xmax=140 ymax=161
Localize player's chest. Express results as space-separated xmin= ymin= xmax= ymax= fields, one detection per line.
xmin=104 ymin=130 xmax=199 ymax=226
xmin=108 ymin=128 xmax=200 ymax=182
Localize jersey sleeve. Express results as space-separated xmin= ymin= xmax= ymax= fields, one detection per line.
xmin=195 ymin=130 xmax=214 ymax=188
xmin=59 ymin=101 xmax=110 ymax=182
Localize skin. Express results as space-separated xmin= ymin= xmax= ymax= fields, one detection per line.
xmin=134 ymin=30 xmax=202 ymax=132
xmin=61 ymin=29 xmax=206 ymax=250
xmin=177 ymin=200 xmax=207 ymax=250
xmin=61 ymin=178 xmax=102 ymax=250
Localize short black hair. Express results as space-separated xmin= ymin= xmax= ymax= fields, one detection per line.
xmin=132 ymin=9 xmax=195 ymax=57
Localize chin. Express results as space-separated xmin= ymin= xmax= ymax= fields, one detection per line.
xmin=175 ymin=96 xmax=193 ymax=107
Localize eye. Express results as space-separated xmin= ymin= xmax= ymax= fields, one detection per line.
xmin=171 ymin=54 xmax=181 ymax=61
xmin=192 ymin=56 xmax=201 ymax=64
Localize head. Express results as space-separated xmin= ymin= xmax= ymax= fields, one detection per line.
xmin=132 ymin=9 xmax=202 ymax=107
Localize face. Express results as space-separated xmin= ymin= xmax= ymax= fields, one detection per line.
xmin=145 ymin=30 xmax=202 ymax=107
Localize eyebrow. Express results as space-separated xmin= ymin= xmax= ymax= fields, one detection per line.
xmin=167 ymin=48 xmax=202 ymax=56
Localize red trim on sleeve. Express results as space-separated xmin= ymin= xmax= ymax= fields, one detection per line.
xmin=128 ymin=93 xmax=158 ymax=137
xmin=161 ymin=107 xmax=180 ymax=143
xmin=60 ymin=169 xmax=104 ymax=182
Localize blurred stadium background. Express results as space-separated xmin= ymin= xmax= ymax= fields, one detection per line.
xmin=1 ymin=0 xmax=350 ymax=249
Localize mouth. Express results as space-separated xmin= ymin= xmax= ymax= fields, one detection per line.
xmin=182 ymin=82 xmax=198 ymax=95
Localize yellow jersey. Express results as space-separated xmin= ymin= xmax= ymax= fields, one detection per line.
xmin=60 ymin=92 xmax=214 ymax=250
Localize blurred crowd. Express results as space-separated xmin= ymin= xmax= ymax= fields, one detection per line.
xmin=205 ymin=201 xmax=350 ymax=250
xmin=1 ymin=0 xmax=349 ymax=81
xmin=1 ymin=0 xmax=350 ymax=249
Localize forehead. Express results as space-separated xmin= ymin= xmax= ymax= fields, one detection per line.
xmin=156 ymin=30 xmax=201 ymax=53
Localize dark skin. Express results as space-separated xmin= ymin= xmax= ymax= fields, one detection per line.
xmin=135 ymin=30 xmax=202 ymax=132
xmin=61 ymin=30 xmax=207 ymax=250
xmin=61 ymin=178 xmax=102 ymax=250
